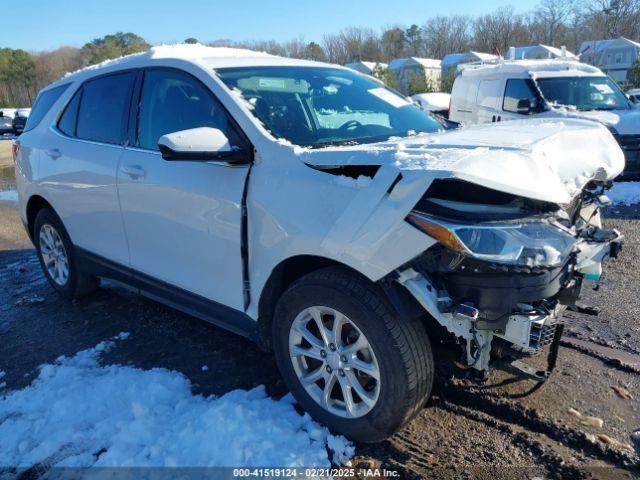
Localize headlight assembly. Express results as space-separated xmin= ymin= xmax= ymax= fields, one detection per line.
xmin=407 ymin=211 xmax=576 ymax=268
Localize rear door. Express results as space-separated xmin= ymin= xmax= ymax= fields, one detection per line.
xmin=450 ymin=77 xmax=477 ymax=124
xmin=40 ymin=71 xmax=136 ymax=265
xmin=117 ymin=68 xmax=251 ymax=310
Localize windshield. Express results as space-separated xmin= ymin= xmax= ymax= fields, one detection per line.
xmin=535 ymin=76 xmax=629 ymax=111
xmin=216 ymin=66 xmax=442 ymax=148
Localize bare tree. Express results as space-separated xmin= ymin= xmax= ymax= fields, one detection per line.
xmin=323 ymin=27 xmax=381 ymax=64
xmin=33 ymin=47 xmax=83 ymax=89
xmin=533 ymin=0 xmax=577 ymax=45
xmin=472 ymin=8 xmax=530 ymax=55
xmin=584 ymin=0 xmax=640 ymax=39
xmin=422 ymin=15 xmax=472 ymax=58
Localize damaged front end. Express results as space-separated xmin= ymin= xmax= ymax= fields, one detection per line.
xmin=395 ymin=178 xmax=623 ymax=376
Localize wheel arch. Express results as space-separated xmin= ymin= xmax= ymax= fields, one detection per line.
xmin=256 ymin=255 xmax=361 ymax=349
xmin=256 ymin=255 xmax=426 ymax=350
xmin=26 ymin=194 xmax=55 ymax=242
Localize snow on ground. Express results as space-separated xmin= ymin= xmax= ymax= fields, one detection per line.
xmin=608 ymin=181 xmax=640 ymax=206
xmin=0 ymin=190 xmax=18 ymax=203
xmin=0 ymin=334 xmax=354 ymax=469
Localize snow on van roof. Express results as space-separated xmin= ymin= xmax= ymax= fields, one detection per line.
xmin=58 ymin=43 xmax=332 ymax=86
xmin=458 ymin=59 xmax=603 ymax=78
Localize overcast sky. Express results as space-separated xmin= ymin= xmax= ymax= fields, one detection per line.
xmin=5 ymin=0 xmax=539 ymax=51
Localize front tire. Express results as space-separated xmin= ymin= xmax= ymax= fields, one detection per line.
xmin=272 ymin=267 xmax=434 ymax=442
xmin=34 ymin=208 xmax=99 ymax=299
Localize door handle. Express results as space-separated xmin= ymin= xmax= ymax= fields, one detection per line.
xmin=45 ymin=148 xmax=61 ymax=159
xmin=120 ymin=165 xmax=146 ymax=179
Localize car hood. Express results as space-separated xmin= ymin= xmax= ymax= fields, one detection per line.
xmin=298 ymin=118 xmax=624 ymax=205
xmin=559 ymin=108 xmax=640 ymax=135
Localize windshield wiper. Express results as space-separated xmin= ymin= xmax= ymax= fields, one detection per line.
xmin=308 ymin=139 xmax=363 ymax=149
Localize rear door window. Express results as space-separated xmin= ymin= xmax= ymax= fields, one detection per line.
xmin=23 ymin=84 xmax=70 ymax=132
xmin=136 ymin=69 xmax=245 ymax=151
xmin=503 ymin=79 xmax=538 ymax=113
xmin=76 ymin=72 xmax=136 ymax=145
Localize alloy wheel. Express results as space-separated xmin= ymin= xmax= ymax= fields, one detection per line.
xmin=288 ymin=305 xmax=381 ymax=418
xmin=39 ymin=223 xmax=69 ymax=286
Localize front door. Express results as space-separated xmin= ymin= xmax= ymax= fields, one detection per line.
xmin=117 ymin=68 xmax=251 ymax=310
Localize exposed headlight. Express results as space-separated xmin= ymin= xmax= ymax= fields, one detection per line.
xmin=407 ymin=212 xmax=576 ymax=268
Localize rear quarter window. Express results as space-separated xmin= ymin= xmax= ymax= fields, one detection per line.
xmin=58 ymin=88 xmax=82 ymax=137
xmin=23 ymin=83 xmax=70 ymax=133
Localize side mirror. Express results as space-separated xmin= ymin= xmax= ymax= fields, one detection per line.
xmin=158 ymin=127 xmax=249 ymax=163
xmin=516 ymin=98 xmax=532 ymax=115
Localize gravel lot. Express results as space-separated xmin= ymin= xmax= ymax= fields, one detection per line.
xmin=0 ymin=148 xmax=638 ymax=478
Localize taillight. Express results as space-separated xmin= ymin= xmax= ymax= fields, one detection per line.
xmin=12 ymin=141 xmax=19 ymax=163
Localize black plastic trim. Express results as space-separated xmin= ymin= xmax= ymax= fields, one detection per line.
xmin=76 ymin=248 xmax=259 ymax=341
xmin=241 ymin=163 xmax=253 ymax=310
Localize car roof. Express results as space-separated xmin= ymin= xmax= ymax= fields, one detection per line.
xmin=458 ymin=59 xmax=604 ymax=79
xmin=45 ymin=43 xmax=342 ymax=92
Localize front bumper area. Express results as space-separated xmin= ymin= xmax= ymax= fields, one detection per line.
xmin=396 ymin=227 xmax=623 ymax=371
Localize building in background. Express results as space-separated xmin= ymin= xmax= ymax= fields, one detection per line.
xmin=441 ymin=51 xmax=499 ymax=78
xmin=579 ymin=37 xmax=640 ymax=83
xmin=388 ymin=57 xmax=441 ymax=94
xmin=344 ymin=61 xmax=387 ymax=76
xmin=511 ymin=44 xmax=578 ymax=60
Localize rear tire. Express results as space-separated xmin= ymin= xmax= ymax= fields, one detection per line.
xmin=272 ymin=267 xmax=434 ymax=442
xmin=34 ymin=208 xmax=99 ymax=299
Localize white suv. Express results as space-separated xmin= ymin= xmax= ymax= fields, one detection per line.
xmin=14 ymin=45 xmax=624 ymax=442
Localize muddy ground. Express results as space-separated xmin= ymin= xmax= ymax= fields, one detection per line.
xmin=0 ymin=151 xmax=638 ymax=478
xmin=0 ymin=139 xmax=15 ymax=191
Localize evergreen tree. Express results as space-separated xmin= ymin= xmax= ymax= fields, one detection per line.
xmin=372 ymin=66 xmax=399 ymax=90
xmin=81 ymin=32 xmax=150 ymax=65
xmin=407 ymin=72 xmax=435 ymax=95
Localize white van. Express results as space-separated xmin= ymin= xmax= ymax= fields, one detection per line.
xmin=449 ymin=60 xmax=640 ymax=177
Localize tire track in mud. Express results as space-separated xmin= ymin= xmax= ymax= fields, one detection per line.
xmin=561 ymin=336 xmax=640 ymax=374
xmin=433 ymin=375 xmax=638 ymax=473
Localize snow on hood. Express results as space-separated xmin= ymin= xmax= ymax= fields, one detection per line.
xmin=560 ymin=108 xmax=640 ymax=135
xmin=299 ymin=118 xmax=624 ymax=204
